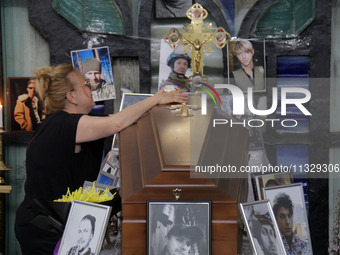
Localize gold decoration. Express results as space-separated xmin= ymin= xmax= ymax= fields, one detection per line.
xmin=164 ymin=3 xmax=231 ymax=85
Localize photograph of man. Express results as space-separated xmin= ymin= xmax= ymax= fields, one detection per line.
xmin=251 ymin=214 xmax=279 ymax=255
xmin=230 ymin=39 xmax=265 ymax=92
xmin=14 ymin=78 xmax=45 ymax=131
xmin=82 ymin=58 xmax=115 ymax=102
xmin=163 ymin=225 xmax=203 ymax=255
xmin=149 ymin=203 xmax=208 ymax=255
xmin=159 ymin=49 xmax=191 ymax=92
xmin=71 ymin=46 xmax=116 ymax=102
xmin=67 ymin=214 xmax=96 ymax=255
xmin=272 ymin=193 xmax=310 ymax=254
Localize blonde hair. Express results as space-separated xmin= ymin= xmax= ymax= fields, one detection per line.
xmin=34 ymin=64 xmax=76 ymax=114
xmin=233 ymin=40 xmax=254 ymax=56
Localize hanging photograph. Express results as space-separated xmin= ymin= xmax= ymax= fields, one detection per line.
xmin=263 ymin=183 xmax=313 ymax=254
xmin=226 ymin=38 xmax=266 ymax=92
xmin=239 ymin=200 xmax=287 ymax=255
xmin=57 ymin=200 xmax=112 ymax=255
xmin=158 ymin=39 xmax=192 ymax=92
xmin=147 ymin=201 xmax=211 ymax=255
xmin=8 ymin=77 xmax=45 ymax=132
xmin=71 ymin=46 xmax=116 ymax=102
xmin=251 ymin=172 xmax=293 ymax=200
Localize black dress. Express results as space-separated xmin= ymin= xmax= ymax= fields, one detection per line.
xmin=15 ymin=111 xmax=104 ymax=255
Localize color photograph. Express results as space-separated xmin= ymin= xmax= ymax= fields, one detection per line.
xmin=264 ymin=183 xmax=312 ymax=255
xmin=71 ymin=46 xmax=116 ymax=101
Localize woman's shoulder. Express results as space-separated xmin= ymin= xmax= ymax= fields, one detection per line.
xmin=39 ymin=111 xmax=83 ymax=131
xmin=46 ymin=110 xmax=83 ymax=120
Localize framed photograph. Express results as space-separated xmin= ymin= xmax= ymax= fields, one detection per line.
xmin=57 ymin=200 xmax=112 ymax=255
xmin=263 ymin=183 xmax=313 ymax=254
xmin=239 ymin=200 xmax=286 ymax=255
xmin=251 ymin=172 xmax=293 ymax=200
xmin=8 ymin=77 xmax=45 ymax=132
xmin=227 ymin=39 xmax=266 ymax=92
xmin=71 ymin=46 xmax=116 ymax=102
xmin=112 ymin=93 xmax=152 ymax=149
xmin=147 ymin=201 xmax=211 ymax=255
xmin=83 ymin=181 xmax=115 ymax=195
xmin=158 ymin=39 xmax=192 ymax=91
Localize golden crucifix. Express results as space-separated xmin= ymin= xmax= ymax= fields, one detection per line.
xmin=164 ymin=3 xmax=230 ymax=85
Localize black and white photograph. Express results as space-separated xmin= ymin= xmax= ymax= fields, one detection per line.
xmin=263 ymin=183 xmax=313 ymax=254
xmin=8 ymin=77 xmax=45 ymax=132
xmin=158 ymin=39 xmax=192 ymax=92
xmin=57 ymin=200 xmax=112 ymax=255
xmin=147 ymin=201 xmax=210 ymax=255
xmin=71 ymin=46 xmax=116 ymax=102
xmin=239 ymin=200 xmax=286 ymax=255
xmin=227 ymin=39 xmax=266 ymax=92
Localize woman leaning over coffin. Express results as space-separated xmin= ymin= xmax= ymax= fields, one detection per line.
xmin=14 ymin=64 xmax=188 ymax=255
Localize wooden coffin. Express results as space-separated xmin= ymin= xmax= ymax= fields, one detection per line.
xmin=119 ymin=95 xmax=249 ymax=254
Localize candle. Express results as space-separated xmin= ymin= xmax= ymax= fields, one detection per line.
xmin=0 ymin=103 xmax=3 ymax=128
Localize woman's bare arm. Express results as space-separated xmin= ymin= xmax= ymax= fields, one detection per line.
xmin=76 ymin=87 xmax=188 ymax=143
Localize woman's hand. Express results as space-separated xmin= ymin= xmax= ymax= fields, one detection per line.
xmin=154 ymin=86 xmax=189 ymax=105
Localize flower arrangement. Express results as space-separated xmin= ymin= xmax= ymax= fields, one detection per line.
xmin=54 ymin=182 xmax=116 ymax=203
xmin=329 ymin=190 xmax=340 ymax=254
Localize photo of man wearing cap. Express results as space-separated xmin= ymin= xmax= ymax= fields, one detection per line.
xmin=82 ymin=58 xmax=116 ymax=101
xmin=71 ymin=46 xmax=116 ymax=102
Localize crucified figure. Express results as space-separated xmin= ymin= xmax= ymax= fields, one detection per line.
xmin=184 ymin=35 xmax=211 ymax=75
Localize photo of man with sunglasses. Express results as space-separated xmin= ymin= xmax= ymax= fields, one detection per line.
xmin=14 ymin=78 xmax=45 ymax=131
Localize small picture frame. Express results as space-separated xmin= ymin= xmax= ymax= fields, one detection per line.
xmin=57 ymin=200 xmax=112 ymax=255
xmin=263 ymin=183 xmax=313 ymax=254
xmin=96 ymin=150 xmax=120 ymax=188
xmin=8 ymin=77 xmax=45 ymax=132
xmin=147 ymin=201 xmax=211 ymax=255
xmin=239 ymin=200 xmax=286 ymax=255
xmin=251 ymin=172 xmax=293 ymax=200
